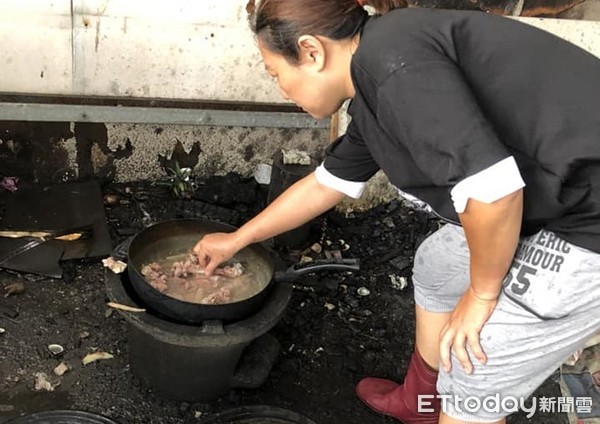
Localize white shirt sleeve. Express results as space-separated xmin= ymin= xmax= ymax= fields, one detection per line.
xmin=450 ymin=156 xmax=525 ymax=213
xmin=314 ymin=164 xmax=367 ymax=199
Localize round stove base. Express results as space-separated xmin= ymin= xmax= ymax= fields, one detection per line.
xmin=105 ymin=270 xmax=293 ymax=402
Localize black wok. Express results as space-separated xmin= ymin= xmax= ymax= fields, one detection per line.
xmin=127 ymin=219 xmax=359 ymax=324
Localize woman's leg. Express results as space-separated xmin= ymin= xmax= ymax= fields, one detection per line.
xmin=437 ymin=229 xmax=600 ymax=422
xmin=356 ymin=224 xmax=470 ymax=423
xmin=416 ymin=306 xmax=451 ymax=370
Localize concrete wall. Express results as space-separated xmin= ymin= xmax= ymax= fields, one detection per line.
xmin=0 ymin=0 xmax=328 ymax=186
xmin=0 ymin=121 xmax=328 ymax=185
xmin=96 ymin=124 xmax=327 ymax=182
xmin=557 ymin=0 xmax=600 ymax=20
xmin=0 ymin=0 xmax=284 ymax=103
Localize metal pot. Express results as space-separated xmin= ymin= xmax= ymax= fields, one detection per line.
xmin=127 ymin=219 xmax=359 ymax=324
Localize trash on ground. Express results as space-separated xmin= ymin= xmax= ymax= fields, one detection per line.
xmin=47 ymin=344 xmax=64 ymax=357
xmin=106 ymin=302 xmax=145 ymax=313
xmin=53 ymin=362 xmax=70 ymax=376
xmin=82 ymin=351 xmax=114 ymax=365
xmin=33 ymin=372 xmax=60 ymax=392
xmin=102 ymin=257 xmax=127 ymax=274
xmin=4 ymin=282 xmax=25 ymax=298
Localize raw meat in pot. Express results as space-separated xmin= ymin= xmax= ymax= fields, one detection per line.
xmin=141 ymin=253 xmax=255 ymax=305
xmin=141 ymin=262 xmax=168 ymax=293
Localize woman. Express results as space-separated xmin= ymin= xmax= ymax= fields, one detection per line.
xmin=194 ymin=1 xmax=600 ymax=423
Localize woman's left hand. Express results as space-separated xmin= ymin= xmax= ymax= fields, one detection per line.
xmin=438 ymin=286 xmax=498 ymax=374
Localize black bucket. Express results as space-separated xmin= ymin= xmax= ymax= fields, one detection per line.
xmin=268 ymin=151 xmax=317 ymax=249
xmin=5 ymin=410 xmax=119 ymax=423
xmin=202 ymin=405 xmax=317 ymax=424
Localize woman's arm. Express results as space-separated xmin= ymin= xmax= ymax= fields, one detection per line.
xmin=439 ymin=188 xmax=523 ymax=374
xmin=194 ymin=172 xmax=347 ymax=274
xmin=461 ymin=188 xmax=523 ymax=299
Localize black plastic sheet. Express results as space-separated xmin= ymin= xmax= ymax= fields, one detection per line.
xmin=0 ymin=181 xmax=111 ymax=278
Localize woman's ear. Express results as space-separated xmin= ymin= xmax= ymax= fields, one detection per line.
xmin=297 ymin=35 xmax=326 ymax=72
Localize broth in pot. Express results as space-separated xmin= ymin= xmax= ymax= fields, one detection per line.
xmin=139 ymin=235 xmax=268 ymax=305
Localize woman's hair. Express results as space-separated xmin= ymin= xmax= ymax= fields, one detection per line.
xmin=246 ymin=0 xmax=407 ymax=63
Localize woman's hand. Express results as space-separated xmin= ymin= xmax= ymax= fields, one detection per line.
xmin=193 ymin=232 xmax=245 ymax=276
xmin=439 ymin=286 xmax=498 ymax=374
xmin=192 ymin=173 xmax=345 ymax=276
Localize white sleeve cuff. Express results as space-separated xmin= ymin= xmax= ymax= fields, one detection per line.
xmin=314 ymin=164 xmax=367 ymax=199
xmin=450 ymin=156 xmax=525 ymax=213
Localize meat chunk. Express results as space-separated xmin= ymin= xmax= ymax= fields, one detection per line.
xmin=214 ymin=262 xmax=244 ymax=277
xmin=201 ymin=287 xmax=232 ymax=304
xmin=141 ymin=262 xmax=168 ymax=293
xmin=172 ymin=253 xmax=202 ymax=278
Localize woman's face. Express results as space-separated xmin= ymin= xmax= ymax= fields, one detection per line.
xmin=258 ymin=40 xmax=346 ymax=120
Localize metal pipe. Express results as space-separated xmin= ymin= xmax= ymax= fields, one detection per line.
xmin=0 ymin=102 xmax=328 ymax=129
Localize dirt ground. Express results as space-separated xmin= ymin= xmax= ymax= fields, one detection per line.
xmin=0 ymin=175 xmax=567 ymax=424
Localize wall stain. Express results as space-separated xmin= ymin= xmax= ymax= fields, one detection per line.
xmin=73 ymin=122 xmax=132 ymax=183
xmin=95 ymin=19 xmax=101 ymax=52
xmin=158 ymin=139 xmax=201 ymax=172
xmin=243 ymin=144 xmax=255 ymax=162
xmin=0 ymin=121 xmax=72 ymax=184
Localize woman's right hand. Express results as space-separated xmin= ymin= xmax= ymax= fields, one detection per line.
xmin=193 ymin=231 xmax=246 ymax=276
xmin=193 ymin=173 xmax=346 ymax=275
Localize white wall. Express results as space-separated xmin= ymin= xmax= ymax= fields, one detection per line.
xmin=516 ymin=16 xmax=600 ymax=57
xmin=1 ymin=2 xmax=599 ymax=105
xmin=0 ymin=0 xmax=284 ymax=103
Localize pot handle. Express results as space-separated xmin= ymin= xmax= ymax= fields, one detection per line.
xmin=273 ymin=258 xmax=360 ymax=283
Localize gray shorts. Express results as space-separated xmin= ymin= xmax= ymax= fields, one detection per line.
xmin=412 ymin=224 xmax=600 ymax=422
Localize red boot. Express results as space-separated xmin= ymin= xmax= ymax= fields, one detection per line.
xmin=355 ymin=349 xmax=440 ymax=424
